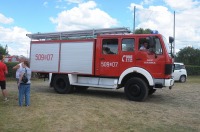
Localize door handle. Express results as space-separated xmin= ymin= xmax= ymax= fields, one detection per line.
xmin=100 ymin=58 xmax=105 ymax=60
xmin=136 ymin=58 xmax=142 ymax=60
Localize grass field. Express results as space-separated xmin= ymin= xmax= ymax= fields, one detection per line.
xmin=0 ymin=76 xmax=200 ymax=132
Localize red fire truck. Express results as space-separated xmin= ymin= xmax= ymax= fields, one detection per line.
xmin=27 ymin=27 xmax=174 ymax=101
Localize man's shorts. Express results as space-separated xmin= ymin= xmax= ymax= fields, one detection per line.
xmin=0 ymin=81 xmax=6 ymax=90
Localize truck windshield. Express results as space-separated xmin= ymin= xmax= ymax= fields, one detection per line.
xmin=162 ymin=36 xmax=171 ymax=54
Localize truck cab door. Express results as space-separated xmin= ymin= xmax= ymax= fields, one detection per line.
xmin=119 ymin=38 xmax=136 ymax=74
xmin=135 ymin=36 xmax=166 ymax=78
xmin=96 ymin=38 xmax=120 ymax=77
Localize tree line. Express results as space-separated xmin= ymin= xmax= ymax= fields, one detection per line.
xmin=0 ymin=44 xmax=8 ymax=55
xmin=175 ymin=47 xmax=200 ymax=66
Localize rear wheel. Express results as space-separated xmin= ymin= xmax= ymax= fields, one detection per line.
xmin=179 ymin=75 xmax=186 ymax=83
xmin=53 ymin=75 xmax=74 ymax=94
xmin=124 ymin=78 xmax=148 ymax=101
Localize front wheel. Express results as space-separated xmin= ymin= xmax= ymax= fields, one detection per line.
xmin=124 ymin=78 xmax=148 ymax=101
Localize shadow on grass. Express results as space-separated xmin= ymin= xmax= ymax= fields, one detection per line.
xmin=32 ymin=85 xmax=172 ymax=102
xmin=75 ymin=88 xmax=126 ymax=100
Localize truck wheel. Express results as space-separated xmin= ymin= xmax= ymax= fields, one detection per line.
xmin=148 ymin=88 xmax=156 ymax=95
xmin=53 ymin=75 xmax=73 ymax=94
xmin=75 ymin=86 xmax=88 ymax=92
xmin=124 ymin=78 xmax=148 ymax=101
xmin=179 ymin=75 xmax=186 ymax=83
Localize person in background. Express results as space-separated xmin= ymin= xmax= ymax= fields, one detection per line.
xmin=0 ymin=54 xmax=9 ymax=102
xmin=18 ymin=60 xmax=32 ymax=107
xmin=13 ymin=56 xmax=26 ymax=85
xmin=13 ymin=56 xmax=26 ymax=100
xmin=103 ymin=47 xmax=114 ymax=54
xmin=140 ymin=42 xmax=149 ymax=50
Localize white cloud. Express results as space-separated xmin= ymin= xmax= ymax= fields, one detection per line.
xmin=0 ymin=14 xmax=30 ymax=56
xmin=0 ymin=26 xmax=31 ymax=56
xmin=43 ymin=1 xmax=48 ymax=7
xmin=129 ymin=3 xmax=144 ymax=10
xmin=129 ymin=1 xmax=200 ymax=52
xmin=166 ymin=0 xmax=200 ymax=50
xmin=164 ymin=0 xmax=200 ymax=10
xmin=50 ymin=1 xmax=118 ymax=31
xmin=141 ymin=0 xmax=154 ymax=5
xmin=65 ymin=0 xmax=83 ymax=4
xmin=130 ymin=4 xmax=173 ymax=36
xmin=0 ymin=13 xmax=14 ymax=24
xmin=55 ymin=5 xmax=67 ymax=9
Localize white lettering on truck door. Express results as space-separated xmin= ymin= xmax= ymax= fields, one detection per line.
xmin=122 ymin=55 xmax=133 ymax=62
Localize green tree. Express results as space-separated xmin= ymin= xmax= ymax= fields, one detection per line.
xmin=176 ymin=47 xmax=200 ymax=66
xmin=135 ymin=28 xmax=152 ymax=34
xmin=0 ymin=44 xmax=8 ymax=55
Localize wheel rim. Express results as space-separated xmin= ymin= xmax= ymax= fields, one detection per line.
xmin=129 ymin=84 xmax=141 ymax=96
xmin=180 ymin=76 xmax=186 ymax=82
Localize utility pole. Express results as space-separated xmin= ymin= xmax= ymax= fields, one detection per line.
xmin=5 ymin=44 xmax=8 ymax=55
xmin=173 ymin=11 xmax=175 ymax=55
xmin=133 ymin=6 xmax=136 ymax=34
xmin=27 ymin=50 xmax=29 ymax=59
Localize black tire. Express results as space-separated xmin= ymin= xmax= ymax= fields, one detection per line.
xmin=179 ymin=75 xmax=186 ymax=83
xmin=53 ymin=75 xmax=74 ymax=94
xmin=124 ymin=78 xmax=148 ymax=101
xmin=75 ymin=86 xmax=88 ymax=92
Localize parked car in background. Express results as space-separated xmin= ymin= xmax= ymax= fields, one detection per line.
xmin=172 ymin=62 xmax=187 ymax=83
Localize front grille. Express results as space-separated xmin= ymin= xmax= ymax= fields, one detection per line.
xmin=165 ymin=64 xmax=173 ymax=75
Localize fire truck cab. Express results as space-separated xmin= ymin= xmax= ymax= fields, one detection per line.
xmin=27 ymin=27 xmax=174 ymax=101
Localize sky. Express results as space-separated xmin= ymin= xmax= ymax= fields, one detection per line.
xmin=0 ymin=0 xmax=200 ymax=56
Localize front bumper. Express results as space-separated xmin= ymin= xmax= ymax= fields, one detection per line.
xmin=154 ymin=78 xmax=174 ymax=89
xmin=164 ymin=78 xmax=174 ymax=87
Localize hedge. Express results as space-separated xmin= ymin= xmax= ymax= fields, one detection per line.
xmin=186 ymin=65 xmax=200 ymax=76
xmin=5 ymin=62 xmax=18 ymax=78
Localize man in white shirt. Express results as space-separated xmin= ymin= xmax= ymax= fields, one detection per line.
xmin=140 ymin=42 xmax=148 ymax=50
xmin=13 ymin=56 xmax=26 ymax=84
xmin=12 ymin=56 xmax=26 ymax=100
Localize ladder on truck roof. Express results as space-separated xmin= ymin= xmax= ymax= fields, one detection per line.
xmin=26 ymin=27 xmax=131 ymax=40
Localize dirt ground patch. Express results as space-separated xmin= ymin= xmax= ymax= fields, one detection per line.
xmin=0 ymin=76 xmax=200 ymax=132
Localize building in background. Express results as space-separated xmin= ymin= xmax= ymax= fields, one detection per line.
xmin=4 ymin=55 xmax=26 ymax=62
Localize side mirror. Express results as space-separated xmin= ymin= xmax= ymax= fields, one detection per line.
xmin=169 ymin=36 xmax=175 ymax=58
xmin=169 ymin=36 xmax=174 ymax=43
